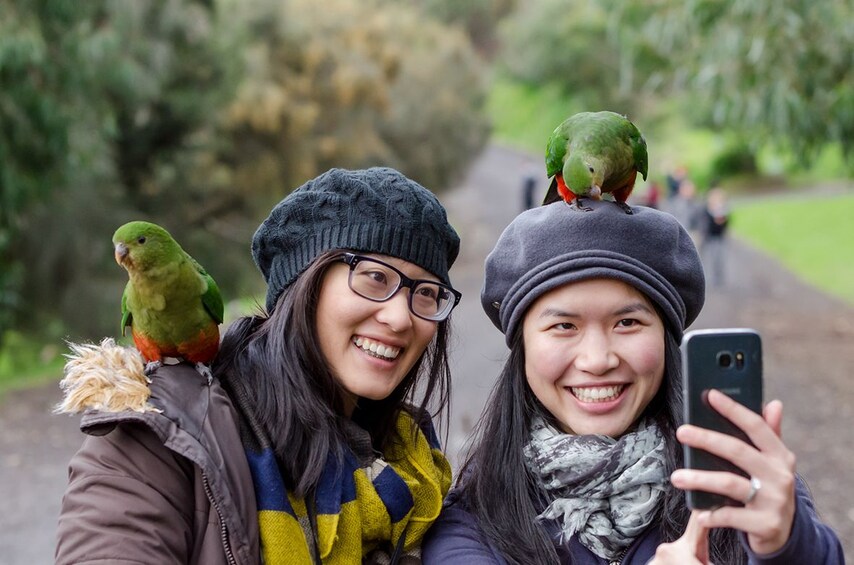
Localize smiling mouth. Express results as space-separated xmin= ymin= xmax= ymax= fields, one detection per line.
xmin=353 ymin=336 xmax=401 ymax=361
xmin=570 ymin=385 xmax=626 ymax=403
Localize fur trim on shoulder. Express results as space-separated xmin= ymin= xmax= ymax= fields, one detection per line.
xmin=55 ymin=338 xmax=161 ymax=414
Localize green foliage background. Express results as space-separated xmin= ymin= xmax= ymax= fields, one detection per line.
xmin=0 ymin=0 xmax=491 ymax=357
xmin=495 ymin=0 xmax=853 ymax=165
xmin=2 ymin=0 xmax=852 ymax=381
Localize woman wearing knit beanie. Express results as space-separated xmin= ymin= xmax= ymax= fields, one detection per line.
xmin=57 ymin=168 xmax=461 ymax=564
xmin=423 ymin=200 xmax=843 ymax=564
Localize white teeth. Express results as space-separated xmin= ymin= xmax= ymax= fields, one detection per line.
xmin=571 ymin=385 xmax=625 ymax=403
xmin=353 ymin=337 xmax=400 ymax=360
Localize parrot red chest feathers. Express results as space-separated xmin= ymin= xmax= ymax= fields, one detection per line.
xmin=131 ymin=324 xmax=220 ymax=365
xmin=555 ymin=174 xmax=575 ymax=203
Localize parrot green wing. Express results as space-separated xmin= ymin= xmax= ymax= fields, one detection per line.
xmin=630 ymin=129 xmax=649 ymax=181
xmin=202 ymin=273 xmax=224 ymax=325
xmin=545 ymin=126 xmax=569 ymax=178
xmin=189 ymin=254 xmax=224 ymax=324
xmin=120 ymin=283 xmax=132 ymax=337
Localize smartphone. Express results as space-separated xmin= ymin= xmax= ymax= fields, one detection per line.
xmin=681 ymin=328 xmax=763 ymax=510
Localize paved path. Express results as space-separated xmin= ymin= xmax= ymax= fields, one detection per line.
xmin=1 ymin=145 xmax=852 ymax=563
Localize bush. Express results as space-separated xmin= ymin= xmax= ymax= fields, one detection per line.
xmin=710 ymin=142 xmax=758 ymax=181
xmin=2 ymin=0 xmax=490 ymax=355
xmin=223 ymin=0 xmax=490 ymax=204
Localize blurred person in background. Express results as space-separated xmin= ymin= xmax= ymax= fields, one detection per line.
xmin=665 ymin=165 xmax=688 ymax=199
xmin=644 ymin=181 xmax=661 ymax=209
xmin=700 ymin=187 xmax=731 ymax=288
xmin=667 ymin=178 xmax=703 ymax=243
xmin=521 ymin=158 xmax=542 ymax=211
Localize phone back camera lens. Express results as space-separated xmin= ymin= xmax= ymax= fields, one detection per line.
xmin=717 ymin=352 xmax=733 ymax=368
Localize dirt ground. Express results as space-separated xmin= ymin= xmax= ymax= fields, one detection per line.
xmin=1 ymin=145 xmax=852 ymax=563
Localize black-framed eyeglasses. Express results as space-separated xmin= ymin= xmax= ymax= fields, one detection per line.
xmin=338 ymin=253 xmax=461 ymax=322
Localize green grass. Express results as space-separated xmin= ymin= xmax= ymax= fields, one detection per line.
xmin=731 ymin=194 xmax=854 ymax=304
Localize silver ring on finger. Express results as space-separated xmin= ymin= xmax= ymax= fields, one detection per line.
xmin=743 ymin=476 xmax=761 ymax=505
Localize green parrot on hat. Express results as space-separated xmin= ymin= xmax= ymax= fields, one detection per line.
xmin=543 ymin=110 xmax=648 ymax=214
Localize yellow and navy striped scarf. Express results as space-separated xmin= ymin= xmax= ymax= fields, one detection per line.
xmin=245 ymin=412 xmax=451 ymax=564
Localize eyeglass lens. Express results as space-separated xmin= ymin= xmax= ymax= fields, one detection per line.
xmin=349 ymin=259 xmax=454 ymax=320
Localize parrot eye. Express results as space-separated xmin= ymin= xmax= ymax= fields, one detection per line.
xmin=137 ymin=236 xmax=147 ymax=244
xmin=588 ymin=166 xmax=594 ymax=173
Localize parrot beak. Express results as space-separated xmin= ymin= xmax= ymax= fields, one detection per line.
xmin=115 ymin=242 xmax=129 ymax=266
xmin=589 ymin=185 xmax=603 ymax=200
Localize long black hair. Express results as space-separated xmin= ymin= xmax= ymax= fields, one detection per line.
xmin=457 ymin=328 xmax=745 ymax=564
xmin=213 ymin=250 xmax=453 ymax=496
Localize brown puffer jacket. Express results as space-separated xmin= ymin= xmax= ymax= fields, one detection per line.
xmin=55 ymin=341 xmax=260 ymax=564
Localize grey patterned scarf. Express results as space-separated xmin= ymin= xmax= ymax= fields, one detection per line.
xmin=523 ymin=418 xmax=668 ymax=560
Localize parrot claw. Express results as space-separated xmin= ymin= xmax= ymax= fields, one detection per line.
xmin=143 ymin=360 xmax=163 ymax=376
xmin=569 ymin=198 xmax=594 ymax=212
xmin=616 ymin=201 xmax=634 ymax=215
xmin=195 ymin=362 xmax=214 ymax=385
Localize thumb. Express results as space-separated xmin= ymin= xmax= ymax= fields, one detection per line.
xmin=763 ymin=400 xmax=784 ymax=438
xmin=684 ymin=510 xmax=712 ymax=563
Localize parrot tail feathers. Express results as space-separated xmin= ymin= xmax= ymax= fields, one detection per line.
xmin=542 ymin=176 xmax=562 ymax=205
xmin=55 ymin=338 xmax=162 ymax=415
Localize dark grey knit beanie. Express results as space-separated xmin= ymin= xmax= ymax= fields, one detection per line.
xmin=253 ymin=167 xmax=460 ymax=312
xmin=482 ymin=200 xmax=705 ymax=345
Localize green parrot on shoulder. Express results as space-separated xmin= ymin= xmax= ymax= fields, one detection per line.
xmin=543 ymin=111 xmax=648 ymax=214
xmin=113 ymin=221 xmax=224 ymax=380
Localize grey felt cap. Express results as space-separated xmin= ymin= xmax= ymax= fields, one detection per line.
xmin=482 ymin=200 xmax=705 ymax=344
xmin=253 ymin=167 xmax=460 ymax=312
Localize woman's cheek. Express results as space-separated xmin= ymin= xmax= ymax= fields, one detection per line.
xmin=636 ymin=336 xmax=666 ymax=370
xmin=526 ymin=339 xmax=568 ymax=381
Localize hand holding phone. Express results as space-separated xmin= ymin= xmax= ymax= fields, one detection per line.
xmin=681 ymin=328 xmax=763 ymax=510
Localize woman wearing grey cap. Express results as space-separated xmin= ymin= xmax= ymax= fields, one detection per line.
xmin=56 ymin=168 xmax=461 ymax=564
xmin=423 ymin=200 xmax=842 ymax=564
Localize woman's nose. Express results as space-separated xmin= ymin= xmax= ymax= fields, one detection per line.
xmin=573 ymin=331 xmax=619 ymax=375
xmin=375 ymin=291 xmax=414 ymax=332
